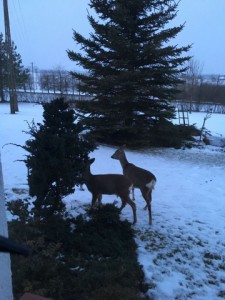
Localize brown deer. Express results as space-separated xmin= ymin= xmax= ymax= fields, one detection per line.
xmin=83 ymin=158 xmax=137 ymax=224
xmin=111 ymin=145 xmax=156 ymax=225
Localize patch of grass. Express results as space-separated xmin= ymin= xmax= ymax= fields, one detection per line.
xmin=137 ymin=223 xmax=225 ymax=299
xmin=203 ymin=259 xmax=214 ymax=267
xmin=139 ymin=230 xmax=166 ymax=252
xmin=218 ymin=290 xmax=225 ymax=298
xmin=196 ymin=240 xmax=205 ymax=247
xmin=204 ymin=252 xmax=221 ymax=260
xmin=219 ymin=264 xmax=225 ymax=271
xmin=208 ymin=280 xmax=219 ymax=286
xmin=12 ymin=188 xmax=28 ymax=195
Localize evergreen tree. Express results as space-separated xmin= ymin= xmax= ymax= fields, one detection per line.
xmin=68 ymin=0 xmax=193 ymax=147
xmin=11 ymin=42 xmax=30 ymax=90
xmin=0 ymin=33 xmax=29 ymax=102
xmin=0 ymin=33 xmax=7 ymax=102
xmin=23 ymin=98 xmax=95 ymax=218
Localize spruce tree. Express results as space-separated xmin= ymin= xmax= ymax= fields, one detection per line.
xmin=68 ymin=0 xmax=193 ymax=147
xmin=0 ymin=33 xmax=7 ymax=102
xmin=23 ymin=98 xmax=95 ymax=218
xmin=0 ymin=33 xmax=29 ymax=102
xmin=11 ymin=42 xmax=30 ymax=90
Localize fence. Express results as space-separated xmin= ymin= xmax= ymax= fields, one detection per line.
xmin=3 ymin=91 xmax=225 ymax=113
xmin=174 ymin=100 xmax=225 ymax=114
xmin=3 ymin=91 xmax=93 ymax=104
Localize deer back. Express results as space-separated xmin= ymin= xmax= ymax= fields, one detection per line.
xmin=87 ymin=174 xmax=132 ymax=196
xmin=123 ymin=163 xmax=156 ymax=188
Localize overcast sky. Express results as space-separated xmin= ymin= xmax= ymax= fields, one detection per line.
xmin=0 ymin=0 xmax=225 ymax=74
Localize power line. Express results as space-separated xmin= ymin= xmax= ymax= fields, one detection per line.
xmin=8 ymin=0 xmax=27 ymax=45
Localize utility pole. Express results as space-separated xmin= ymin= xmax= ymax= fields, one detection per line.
xmin=3 ymin=0 xmax=18 ymax=113
xmin=31 ymin=62 xmax=35 ymax=92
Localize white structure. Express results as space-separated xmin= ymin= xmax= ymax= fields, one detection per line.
xmin=0 ymin=152 xmax=13 ymax=300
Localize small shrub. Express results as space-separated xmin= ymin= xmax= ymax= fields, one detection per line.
xmin=9 ymin=203 xmax=150 ymax=300
xmin=85 ymin=122 xmax=199 ymax=148
xmin=21 ymin=98 xmax=95 ymax=218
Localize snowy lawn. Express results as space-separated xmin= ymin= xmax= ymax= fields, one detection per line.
xmin=0 ymin=102 xmax=225 ymax=300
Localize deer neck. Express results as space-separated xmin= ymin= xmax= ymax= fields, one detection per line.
xmin=120 ymin=152 xmax=129 ymax=169
xmin=83 ymin=166 xmax=92 ymax=182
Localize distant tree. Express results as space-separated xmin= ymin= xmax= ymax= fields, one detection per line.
xmin=39 ymin=68 xmax=79 ymax=94
xmin=39 ymin=70 xmax=51 ymax=93
xmin=22 ymin=98 xmax=95 ymax=218
xmin=208 ymin=74 xmax=225 ymax=104
xmin=179 ymin=59 xmax=204 ymax=110
xmin=0 ymin=33 xmax=29 ymax=102
xmin=0 ymin=33 xmax=7 ymax=102
xmin=68 ymin=0 xmax=192 ymax=147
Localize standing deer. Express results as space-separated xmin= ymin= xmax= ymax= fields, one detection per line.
xmin=83 ymin=158 xmax=137 ymax=224
xmin=111 ymin=145 xmax=156 ymax=225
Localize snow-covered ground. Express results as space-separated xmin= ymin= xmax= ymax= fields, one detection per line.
xmin=175 ymin=111 xmax=225 ymax=138
xmin=0 ymin=102 xmax=225 ymax=300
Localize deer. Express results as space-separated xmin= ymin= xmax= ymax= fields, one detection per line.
xmin=83 ymin=158 xmax=137 ymax=224
xmin=111 ymin=145 xmax=156 ymax=225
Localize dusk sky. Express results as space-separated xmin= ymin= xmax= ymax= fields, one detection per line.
xmin=0 ymin=0 xmax=225 ymax=75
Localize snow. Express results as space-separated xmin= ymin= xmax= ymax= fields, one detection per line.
xmin=0 ymin=102 xmax=225 ymax=300
xmin=174 ymin=111 xmax=225 ymax=137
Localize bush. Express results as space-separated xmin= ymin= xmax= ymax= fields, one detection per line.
xmin=84 ymin=122 xmax=199 ymax=148
xmin=148 ymin=123 xmax=199 ymax=148
xmin=8 ymin=202 xmax=150 ymax=300
xmin=22 ymin=98 xmax=95 ymax=217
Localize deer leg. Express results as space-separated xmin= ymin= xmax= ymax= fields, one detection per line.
xmin=97 ymin=194 xmax=102 ymax=207
xmin=148 ymin=202 xmax=152 ymax=225
xmin=143 ymin=189 xmax=152 ymax=210
xmin=144 ymin=200 xmax=152 ymax=225
xmin=119 ymin=196 xmax=137 ymax=224
xmin=142 ymin=188 xmax=149 ymax=210
xmin=132 ymin=186 xmax=135 ymax=201
xmin=91 ymin=194 xmax=99 ymax=207
xmin=119 ymin=198 xmax=127 ymax=211
xmin=141 ymin=188 xmax=152 ymax=225
xmin=123 ymin=196 xmax=137 ymax=224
